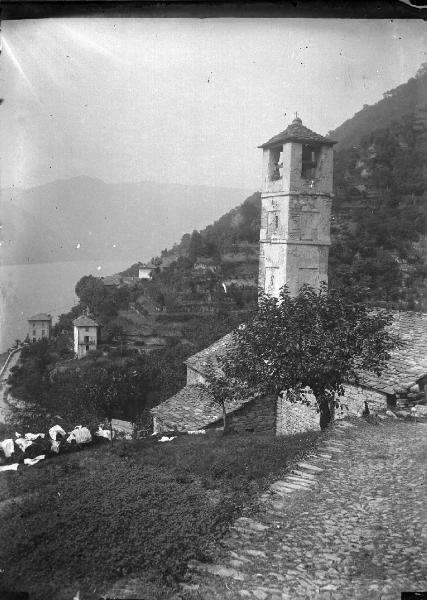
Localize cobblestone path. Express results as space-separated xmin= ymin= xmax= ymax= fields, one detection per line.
xmin=182 ymin=418 xmax=427 ymax=600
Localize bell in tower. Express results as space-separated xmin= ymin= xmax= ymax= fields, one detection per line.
xmin=258 ymin=115 xmax=337 ymax=298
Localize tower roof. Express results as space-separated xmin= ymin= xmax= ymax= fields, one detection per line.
xmin=259 ymin=117 xmax=337 ymax=149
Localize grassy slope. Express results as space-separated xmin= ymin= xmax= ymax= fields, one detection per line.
xmin=0 ymin=429 xmax=322 ymax=599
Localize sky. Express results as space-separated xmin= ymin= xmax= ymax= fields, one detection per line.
xmin=1 ymin=18 xmax=426 ymax=191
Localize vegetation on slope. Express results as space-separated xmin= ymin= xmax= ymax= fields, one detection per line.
xmin=0 ymin=429 xmax=322 ymax=600
xmin=331 ymin=63 xmax=427 ymax=149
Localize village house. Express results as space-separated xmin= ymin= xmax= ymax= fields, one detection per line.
xmin=73 ymin=314 xmax=99 ymax=359
xmin=151 ymin=116 xmax=427 ymax=435
xmin=28 ymin=313 xmax=52 ymax=342
xmin=138 ymin=262 xmax=154 ymax=279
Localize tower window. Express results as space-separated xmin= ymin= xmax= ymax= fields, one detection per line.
xmin=275 ymin=215 xmax=279 ymax=229
xmin=301 ymin=144 xmax=319 ymax=179
xmin=269 ymin=148 xmax=283 ymax=181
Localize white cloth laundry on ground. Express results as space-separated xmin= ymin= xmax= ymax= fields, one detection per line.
xmin=50 ymin=440 xmax=61 ymax=453
xmin=159 ymin=436 xmax=177 ymax=443
xmin=15 ymin=438 xmax=33 ymax=452
xmin=24 ymin=433 xmax=45 ymax=440
xmin=1 ymin=439 xmax=15 ymax=458
xmin=49 ymin=425 xmax=67 ymax=440
xmin=0 ymin=463 xmax=19 ymax=472
xmin=95 ymin=426 xmax=115 ymax=440
xmin=66 ymin=426 xmax=92 ymax=445
xmin=24 ymin=455 xmax=45 ymax=466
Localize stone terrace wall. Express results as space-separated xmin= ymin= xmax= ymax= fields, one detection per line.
xmin=221 ymin=395 xmax=276 ymax=434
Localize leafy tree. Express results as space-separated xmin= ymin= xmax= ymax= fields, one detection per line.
xmin=75 ymin=275 xmax=106 ymax=313
xmin=220 ymin=284 xmax=399 ymax=429
xmin=203 ymin=361 xmax=248 ymax=433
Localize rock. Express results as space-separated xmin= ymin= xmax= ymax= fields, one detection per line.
xmin=187 ymin=561 xmax=246 ymax=580
xmin=297 ymin=462 xmax=324 ymax=472
xmin=245 ymin=549 xmax=267 ymax=558
xmin=395 ymin=410 xmax=410 ymax=418
xmin=234 ymin=517 xmax=269 ymax=533
xmin=386 ymin=410 xmax=398 ymax=419
xmin=179 ymin=583 xmax=200 ymax=592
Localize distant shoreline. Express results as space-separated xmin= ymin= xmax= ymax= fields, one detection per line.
xmin=0 ymin=257 xmax=140 ymax=268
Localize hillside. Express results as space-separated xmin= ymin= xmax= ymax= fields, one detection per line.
xmin=331 ymin=63 xmax=427 ymax=149
xmin=0 ymin=177 xmax=251 ymax=265
xmin=142 ymin=65 xmax=427 ymax=310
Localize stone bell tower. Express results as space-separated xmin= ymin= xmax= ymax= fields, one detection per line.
xmin=258 ymin=116 xmax=336 ymax=298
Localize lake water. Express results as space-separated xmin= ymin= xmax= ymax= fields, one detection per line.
xmin=0 ymin=259 xmax=136 ymax=352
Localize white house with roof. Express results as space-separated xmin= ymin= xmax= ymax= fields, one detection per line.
xmin=138 ymin=262 xmax=154 ymax=279
xmin=28 ymin=313 xmax=52 ymax=342
xmin=73 ymin=314 xmax=99 ymax=359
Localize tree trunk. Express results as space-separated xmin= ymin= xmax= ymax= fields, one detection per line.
xmin=319 ymin=398 xmax=332 ymax=430
xmin=222 ymin=401 xmax=228 ymax=434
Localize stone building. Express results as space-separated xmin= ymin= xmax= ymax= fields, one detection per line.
xmin=28 ymin=313 xmax=52 ymax=342
xmin=152 ymin=311 xmax=427 ymax=434
xmin=73 ymin=314 xmax=99 ymax=359
xmin=151 ymin=116 xmax=427 ymax=435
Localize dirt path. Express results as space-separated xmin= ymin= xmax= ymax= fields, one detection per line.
xmin=182 ymin=418 xmax=427 ymax=600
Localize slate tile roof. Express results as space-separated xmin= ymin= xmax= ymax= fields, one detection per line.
xmin=184 ymin=332 xmax=235 ymax=376
xmin=28 ymin=313 xmax=52 ymax=321
xmin=151 ymin=384 xmax=249 ymax=432
xmin=152 ymin=311 xmax=427 ymax=431
xmin=72 ymin=315 xmax=99 ymax=327
xmin=186 ymin=312 xmax=427 ymax=396
xmin=259 ymin=117 xmax=337 ymax=149
xmin=357 ymin=311 xmax=427 ymax=394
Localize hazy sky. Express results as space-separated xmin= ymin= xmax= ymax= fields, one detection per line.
xmin=1 ymin=18 xmax=426 ymax=191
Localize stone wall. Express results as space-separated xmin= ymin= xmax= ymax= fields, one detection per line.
xmin=222 ymin=395 xmax=276 ymax=435
xmin=341 ymin=384 xmax=387 ymax=415
xmin=275 ymin=396 xmax=320 ymax=436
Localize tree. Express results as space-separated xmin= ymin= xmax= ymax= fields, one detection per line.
xmin=203 ymin=361 xmax=248 ymax=433
xmin=221 ymin=284 xmax=399 ymax=429
xmin=75 ymin=275 xmax=106 ymax=313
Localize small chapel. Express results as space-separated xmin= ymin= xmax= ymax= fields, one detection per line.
xmin=151 ymin=116 xmax=427 ymax=435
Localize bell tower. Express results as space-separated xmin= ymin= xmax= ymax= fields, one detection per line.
xmin=258 ymin=116 xmax=336 ymax=298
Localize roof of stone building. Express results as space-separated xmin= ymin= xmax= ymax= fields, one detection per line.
xmin=259 ymin=117 xmax=337 ymax=149
xmin=184 ymin=332 xmax=235 ymax=375
xmin=357 ymin=311 xmax=427 ymax=394
xmin=28 ymin=313 xmax=52 ymax=321
xmin=186 ymin=312 xmax=427 ymax=396
xmin=72 ymin=315 xmax=99 ymax=327
xmin=151 ymin=311 xmax=427 ymax=431
xmin=151 ymin=384 xmax=250 ymax=431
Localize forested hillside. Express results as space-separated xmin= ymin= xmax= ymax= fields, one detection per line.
xmin=331 ymin=63 xmax=427 ymax=149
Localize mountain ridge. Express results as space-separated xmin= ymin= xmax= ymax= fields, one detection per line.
xmin=0 ymin=177 xmax=252 ymax=266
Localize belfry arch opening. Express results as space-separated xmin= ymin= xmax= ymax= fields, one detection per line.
xmin=301 ymin=144 xmax=320 ymax=180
